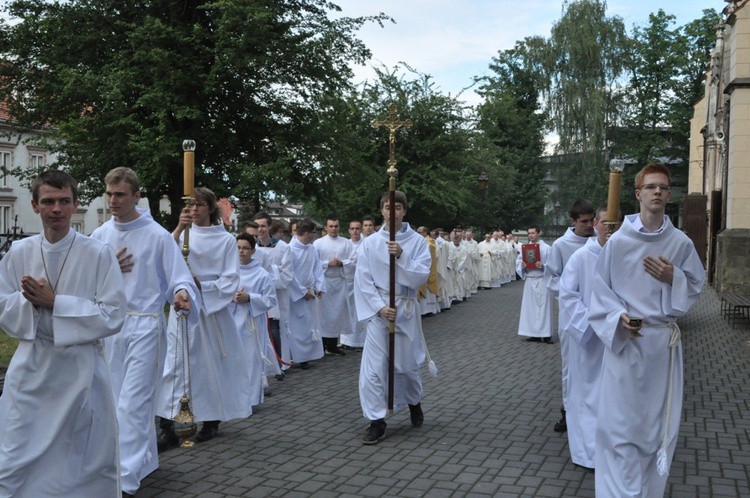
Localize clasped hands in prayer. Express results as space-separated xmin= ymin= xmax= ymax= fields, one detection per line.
xmin=21 ymin=276 xmax=55 ymax=308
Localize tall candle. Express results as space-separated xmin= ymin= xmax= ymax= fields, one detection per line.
xmin=606 ymin=171 xmax=621 ymax=222
xmin=184 ymin=150 xmax=194 ymax=196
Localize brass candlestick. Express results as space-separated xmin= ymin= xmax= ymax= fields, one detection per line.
xmin=171 ymin=139 xmax=198 ymax=445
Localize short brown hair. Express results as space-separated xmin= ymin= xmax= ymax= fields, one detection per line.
xmin=104 ymin=167 xmax=140 ymax=194
xmin=379 ymin=190 xmax=407 ymax=209
xmin=635 ymin=163 xmax=671 ymax=188
xmin=31 ymin=170 xmax=78 ymax=202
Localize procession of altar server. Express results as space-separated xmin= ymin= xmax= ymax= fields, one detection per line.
xmin=0 ymin=163 xmax=705 ymax=497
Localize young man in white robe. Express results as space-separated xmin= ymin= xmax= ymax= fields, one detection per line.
xmin=544 ymin=199 xmax=595 ymax=434
xmin=341 ymin=219 xmax=366 ymax=349
xmin=313 ymin=216 xmax=355 ymax=355
xmin=588 ymin=163 xmax=705 ymax=497
xmin=254 ymin=212 xmax=290 ymax=379
xmin=0 ymin=171 xmax=126 ymax=497
xmin=232 ymin=233 xmax=278 ymax=407
xmin=355 ymin=191 xmax=431 ymax=444
xmin=285 ymin=219 xmax=326 ymax=368
xmin=516 ymin=225 xmax=553 ymax=343
xmin=157 ymin=187 xmax=247 ymax=444
xmin=90 ymin=167 xmax=199 ymax=494
xmin=558 ymin=206 xmax=613 ymax=469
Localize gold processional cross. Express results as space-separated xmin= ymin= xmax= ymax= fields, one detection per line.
xmin=372 ymin=103 xmax=413 ymax=179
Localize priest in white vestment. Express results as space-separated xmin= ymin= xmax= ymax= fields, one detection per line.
xmin=558 ymin=207 xmax=611 ymax=468
xmin=0 ymin=171 xmax=125 ymax=497
xmin=588 ymin=164 xmax=705 ymax=497
xmin=232 ymin=233 xmax=278 ymax=407
xmin=477 ymin=233 xmax=495 ymax=289
xmin=516 ymin=226 xmax=553 ymax=342
xmin=356 ymin=191 xmax=431 ymax=444
xmin=285 ymin=219 xmax=326 ymax=367
xmin=313 ymin=216 xmax=355 ymax=355
xmin=91 ymin=168 xmax=199 ymax=493
xmin=157 ymin=188 xmax=248 ymax=444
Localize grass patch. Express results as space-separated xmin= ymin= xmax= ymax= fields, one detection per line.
xmin=0 ymin=333 xmax=19 ymax=368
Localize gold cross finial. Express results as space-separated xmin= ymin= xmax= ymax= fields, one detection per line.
xmin=373 ymin=103 xmax=413 ymax=178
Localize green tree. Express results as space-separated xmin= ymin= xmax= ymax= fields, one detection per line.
xmin=544 ymin=0 xmax=627 ymax=211
xmin=475 ymin=36 xmax=549 ymax=232
xmin=304 ymin=65 xmax=481 ymax=231
xmin=0 ymin=0 xmax=388 ymax=223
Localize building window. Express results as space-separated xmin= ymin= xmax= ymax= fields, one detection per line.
xmin=29 ymin=153 xmax=45 ymax=169
xmin=0 ymin=205 xmax=11 ymax=234
xmin=0 ymin=151 xmax=11 ymax=188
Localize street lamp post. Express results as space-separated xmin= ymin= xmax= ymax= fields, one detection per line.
xmin=478 ymin=171 xmax=489 ymax=201
xmin=554 ymin=200 xmax=561 ymax=237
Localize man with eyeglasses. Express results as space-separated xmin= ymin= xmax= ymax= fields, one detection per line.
xmin=588 ymin=163 xmax=705 ymax=497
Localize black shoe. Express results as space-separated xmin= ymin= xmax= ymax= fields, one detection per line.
xmin=195 ymin=422 xmax=219 ymax=442
xmin=554 ymin=416 xmax=567 ymax=432
xmin=363 ymin=419 xmax=386 ymax=445
xmin=409 ymin=403 xmax=424 ymax=427
xmin=543 ymin=337 xmax=553 ymax=344
xmin=157 ymin=428 xmax=179 ymax=452
xmin=329 ymin=347 xmax=346 ymax=356
xmin=275 ymin=372 xmax=286 ymax=381
xmin=554 ymin=407 xmax=567 ymax=432
xmin=525 ymin=337 xmax=542 ymax=342
xmin=299 ymin=362 xmax=309 ymax=370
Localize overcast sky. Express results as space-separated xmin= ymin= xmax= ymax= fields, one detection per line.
xmin=334 ymin=0 xmax=723 ymax=106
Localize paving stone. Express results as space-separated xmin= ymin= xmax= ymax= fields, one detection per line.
xmin=140 ymin=284 xmax=750 ymax=497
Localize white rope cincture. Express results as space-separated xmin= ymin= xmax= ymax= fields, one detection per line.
xmin=656 ymin=322 xmax=681 ymax=477
xmin=379 ymin=290 xmax=439 ymax=378
xmin=310 ymin=288 xmax=322 ymax=341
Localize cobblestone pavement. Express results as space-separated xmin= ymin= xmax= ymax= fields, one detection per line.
xmin=139 ymin=281 xmax=750 ymax=497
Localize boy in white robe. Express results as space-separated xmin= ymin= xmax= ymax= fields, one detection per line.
xmin=355 ymin=191 xmax=431 ymax=444
xmin=558 ymin=206 xmax=612 ymax=468
xmin=588 ymin=164 xmax=705 ymax=497
xmin=516 ymin=225 xmax=553 ymax=342
xmin=285 ymin=219 xmax=326 ymax=368
xmin=90 ymin=168 xmax=199 ymax=493
xmin=232 ymin=233 xmax=278 ymax=407
xmin=313 ymin=216 xmax=355 ymax=355
xmin=253 ymin=212 xmax=290 ymax=378
xmin=544 ymin=199 xmax=595 ymax=433
xmin=0 ymin=171 xmax=126 ymax=497
xmin=157 ymin=187 xmax=247 ymax=444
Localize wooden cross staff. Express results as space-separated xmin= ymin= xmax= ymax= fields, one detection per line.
xmin=372 ymin=103 xmax=412 ymax=414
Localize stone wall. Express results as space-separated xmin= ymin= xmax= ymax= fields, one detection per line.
xmin=715 ymin=229 xmax=750 ymax=293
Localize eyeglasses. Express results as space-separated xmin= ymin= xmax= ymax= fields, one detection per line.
xmin=192 ymin=201 xmax=209 ymax=208
xmin=638 ymin=184 xmax=671 ymax=192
